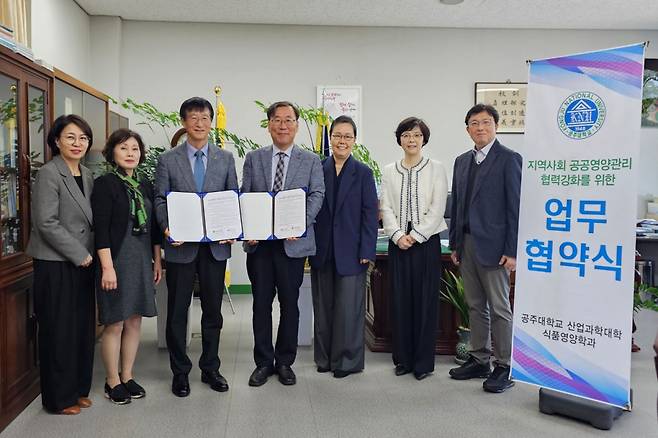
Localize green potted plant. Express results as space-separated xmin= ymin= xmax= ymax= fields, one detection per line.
xmin=440 ymin=270 xmax=470 ymax=364
xmin=634 ymin=282 xmax=658 ymax=313
xmin=119 ymin=97 xmax=382 ymax=185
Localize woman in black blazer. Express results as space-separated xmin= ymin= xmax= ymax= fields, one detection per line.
xmin=27 ymin=115 xmax=95 ymax=415
xmin=309 ymin=116 xmax=379 ymax=378
xmin=91 ymin=129 xmax=162 ymax=405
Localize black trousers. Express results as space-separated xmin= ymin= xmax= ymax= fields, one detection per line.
xmin=388 ymin=234 xmax=441 ymax=374
xmin=247 ymin=241 xmax=305 ymax=367
xmin=165 ymin=244 xmax=226 ymax=376
xmin=33 ymin=259 xmax=95 ymax=413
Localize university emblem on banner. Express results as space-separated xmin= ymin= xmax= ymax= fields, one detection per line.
xmin=557 ymin=91 xmax=606 ymax=139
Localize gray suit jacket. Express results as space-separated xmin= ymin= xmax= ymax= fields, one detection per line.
xmin=26 ymin=155 xmax=94 ymax=266
xmin=154 ymin=142 xmax=239 ymax=263
xmin=241 ymin=145 xmax=324 ymax=258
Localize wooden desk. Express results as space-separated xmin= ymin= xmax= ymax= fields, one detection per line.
xmin=365 ymin=245 xmax=515 ymax=355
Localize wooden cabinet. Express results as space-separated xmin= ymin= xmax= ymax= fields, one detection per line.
xmin=365 ymin=252 xmax=460 ymax=354
xmin=365 ymin=251 xmax=516 ymax=355
xmin=53 ymin=68 xmax=108 ymax=176
xmin=0 ymin=44 xmax=52 ymax=432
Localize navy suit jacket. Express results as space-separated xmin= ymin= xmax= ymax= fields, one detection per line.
xmin=449 ymin=139 xmax=522 ymax=267
xmin=309 ymin=156 xmax=378 ymax=276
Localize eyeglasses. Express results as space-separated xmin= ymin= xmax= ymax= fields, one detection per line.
xmin=187 ymin=115 xmax=211 ymax=124
xmin=401 ymin=133 xmax=423 ymax=140
xmin=331 ymin=134 xmax=355 ymax=141
xmin=61 ymin=134 xmax=90 ymax=144
xmin=269 ymin=118 xmax=297 ymax=126
xmin=468 ymin=119 xmax=494 ymax=128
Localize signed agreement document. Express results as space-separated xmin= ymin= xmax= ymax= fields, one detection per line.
xmin=239 ymin=188 xmax=306 ymax=240
xmin=167 ymin=190 xmax=242 ymax=242
xmin=273 ymin=188 xmax=306 ymax=239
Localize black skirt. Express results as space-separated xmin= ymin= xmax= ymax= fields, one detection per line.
xmin=33 ymin=259 xmax=95 ymax=412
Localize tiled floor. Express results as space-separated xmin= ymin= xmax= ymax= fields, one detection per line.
xmin=3 ymin=294 xmax=657 ymax=438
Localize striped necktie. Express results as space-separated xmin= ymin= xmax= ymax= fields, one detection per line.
xmin=272 ymin=152 xmax=285 ymax=192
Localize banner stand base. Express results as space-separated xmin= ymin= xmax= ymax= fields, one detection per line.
xmin=538 ymin=388 xmax=631 ymax=430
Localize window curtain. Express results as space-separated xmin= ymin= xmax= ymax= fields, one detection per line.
xmin=0 ymin=0 xmax=28 ymax=46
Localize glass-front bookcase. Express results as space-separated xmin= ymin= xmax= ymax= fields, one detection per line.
xmin=0 ymin=44 xmax=52 ymax=432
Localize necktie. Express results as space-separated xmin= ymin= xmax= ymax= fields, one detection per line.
xmin=194 ymin=150 xmax=205 ymax=192
xmin=272 ymin=152 xmax=285 ymax=192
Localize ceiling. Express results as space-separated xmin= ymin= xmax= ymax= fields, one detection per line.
xmin=75 ymin=0 xmax=658 ymax=30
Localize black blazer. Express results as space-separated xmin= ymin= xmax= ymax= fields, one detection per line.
xmin=91 ymin=173 xmax=162 ymax=257
xmin=309 ymin=156 xmax=378 ymax=276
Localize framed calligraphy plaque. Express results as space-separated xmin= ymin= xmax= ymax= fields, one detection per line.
xmin=475 ymin=82 xmax=527 ymax=133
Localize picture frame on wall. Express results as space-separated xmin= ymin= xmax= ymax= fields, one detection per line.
xmin=474 ymin=82 xmax=527 ymax=134
xmin=316 ymin=85 xmax=362 ymax=142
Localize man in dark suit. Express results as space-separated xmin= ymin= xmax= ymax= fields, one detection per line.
xmin=448 ymin=104 xmax=522 ymax=393
xmin=154 ymin=97 xmax=238 ymax=397
xmin=241 ymin=101 xmax=324 ymax=387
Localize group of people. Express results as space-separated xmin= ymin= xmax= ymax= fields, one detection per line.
xmin=27 ymin=97 xmax=521 ymax=416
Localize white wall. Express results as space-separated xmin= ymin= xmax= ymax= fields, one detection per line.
xmin=31 ymin=0 xmax=91 ymax=81
xmin=89 ymin=16 xmax=123 ymax=113
xmin=85 ymin=21 xmax=658 ymax=284
xmin=112 ymin=22 xmax=658 ymax=185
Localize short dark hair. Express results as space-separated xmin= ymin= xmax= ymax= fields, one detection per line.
xmin=47 ymin=114 xmax=93 ymax=156
xmin=266 ymin=101 xmax=299 ymax=120
xmin=179 ymin=97 xmax=214 ymax=121
xmin=395 ymin=117 xmax=430 ymax=146
xmin=102 ymin=128 xmax=146 ymax=166
xmin=330 ymin=115 xmax=357 ymax=138
xmin=465 ymin=104 xmax=499 ymax=125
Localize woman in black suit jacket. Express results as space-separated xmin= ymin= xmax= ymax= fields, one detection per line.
xmin=309 ymin=116 xmax=379 ymax=378
xmin=27 ymin=115 xmax=95 ymax=415
xmin=91 ymin=129 xmax=162 ymax=405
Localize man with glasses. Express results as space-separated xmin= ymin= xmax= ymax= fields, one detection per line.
xmin=154 ymin=97 xmax=238 ymax=397
xmin=448 ymin=104 xmax=522 ymax=393
xmin=241 ymin=101 xmax=324 ymax=387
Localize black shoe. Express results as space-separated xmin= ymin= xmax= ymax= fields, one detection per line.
xmin=171 ymin=374 xmax=190 ymax=397
xmin=122 ymin=379 xmax=146 ymax=399
xmin=276 ymin=365 xmax=296 ymax=385
xmin=414 ymin=372 xmax=432 ymax=381
xmin=333 ymin=370 xmax=355 ymax=378
xmin=394 ymin=365 xmax=411 ymax=376
xmin=201 ymin=370 xmax=229 ymax=392
xmin=316 ymin=366 xmax=331 ymax=373
xmin=104 ymin=382 xmax=131 ymax=405
xmin=449 ymin=356 xmax=491 ymax=380
xmin=483 ymin=365 xmax=515 ymax=393
xmin=249 ymin=366 xmax=275 ymax=387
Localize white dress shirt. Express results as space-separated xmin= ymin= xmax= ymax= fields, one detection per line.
xmin=474 ymin=139 xmax=495 ymax=165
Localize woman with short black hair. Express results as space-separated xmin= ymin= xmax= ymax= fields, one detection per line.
xmin=380 ymin=117 xmax=449 ymax=380
xmin=91 ymin=128 xmax=162 ymax=404
xmin=309 ymin=116 xmax=378 ymax=378
xmin=28 ymin=114 xmax=96 ymax=415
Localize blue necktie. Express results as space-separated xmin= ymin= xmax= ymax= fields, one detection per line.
xmin=194 ymin=150 xmax=205 ymax=192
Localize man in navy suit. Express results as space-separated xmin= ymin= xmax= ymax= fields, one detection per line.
xmin=154 ymin=97 xmax=238 ymax=397
xmin=448 ymin=104 xmax=522 ymax=393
